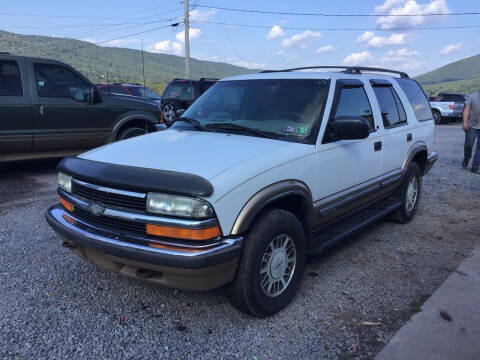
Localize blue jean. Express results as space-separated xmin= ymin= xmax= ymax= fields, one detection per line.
xmin=465 ymin=127 xmax=480 ymax=167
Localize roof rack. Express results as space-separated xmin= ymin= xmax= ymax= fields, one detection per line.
xmin=0 ymin=51 xmax=11 ymax=55
xmin=260 ymin=66 xmax=409 ymax=78
xmin=199 ymin=77 xmax=219 ymax=82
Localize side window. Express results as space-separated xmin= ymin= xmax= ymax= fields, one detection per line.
xmin=334 ymin=86 xmax=374 ymax=129
xmin=0 ymin=60 xmax=23 ymax=96
xmin=373 ymin=86 xmax=407 ymax=128
xmin=109 ymin=86 xmax=129 ymax=95
xmin=396 ymin=78 xmax=432 ymax=122
xmin=34 ymin=63 xmax=91 ymax=99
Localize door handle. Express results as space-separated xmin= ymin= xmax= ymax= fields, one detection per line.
xmin=407 ymin=133 xmax=412 ymax=142
xmin=374 ymin=141 xmax=382 ymax=151
xmin=39 ymin=105 xmax=44 ymax=116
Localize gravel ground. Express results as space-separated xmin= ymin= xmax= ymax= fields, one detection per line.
xmin=0 ymin=124 xmax=479 ymax=360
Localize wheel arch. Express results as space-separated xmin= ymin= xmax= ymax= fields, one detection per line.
xmin=402 ymin=142 xmax=428 ymax=175
xmin=230 ymin=180 xmax=313 ymax=242
xmin=109 ymin=112 xmax=158 ymax=142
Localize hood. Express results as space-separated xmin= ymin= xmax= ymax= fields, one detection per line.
xmin=105 ymin=93 xmax=159 ymax=110
xmin=79 ymin=129 xmax=289 ymax=180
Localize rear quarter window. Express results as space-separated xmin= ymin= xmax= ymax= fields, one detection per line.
xmin=396 ymin=78 xmax=432 ymax=122
xmin=0 ymin=60 xmax=23 ymax=96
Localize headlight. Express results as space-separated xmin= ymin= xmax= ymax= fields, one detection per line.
xmin=146 ymin=193 xmax=214 ymax=218
xmin=58 ymin=172 xmax=72 ymax=193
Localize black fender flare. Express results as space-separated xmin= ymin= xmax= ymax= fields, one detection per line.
xmin=402 ymin=142 xmax=428 ymax=175
xmin=230 ymin=180 xmax=313 ymax=235
xmin=109 ymin=111 xmax=158 ymax=143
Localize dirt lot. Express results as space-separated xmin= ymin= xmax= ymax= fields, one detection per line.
xmin=0 ymin=124 xmax=479 ymax=360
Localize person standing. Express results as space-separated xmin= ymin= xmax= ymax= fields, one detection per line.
xmin=462 ymin=91 xmax=480 ymax=173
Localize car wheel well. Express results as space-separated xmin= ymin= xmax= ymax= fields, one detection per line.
xmin=116 ymin=119 xmax=155 ymax=140
xmin=411 ymin=150 xmax=427 ymax=175
xmin=260 ymin=194 xmax=312 ymax=244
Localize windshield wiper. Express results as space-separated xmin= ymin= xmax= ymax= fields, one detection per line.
xmin=177 ymin=117 xmax=205 ymax=131
xmin=205 ymin=122 xmax=274 ymax=139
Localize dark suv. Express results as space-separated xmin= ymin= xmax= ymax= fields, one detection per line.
xmin=0 ymin=53 xmax=161 ymax=162
xmin=161 ymin=78 xmax=217 ymax=126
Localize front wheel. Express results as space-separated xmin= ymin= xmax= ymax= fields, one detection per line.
xmin=117 ymin=126 xmax=146 ymax=140
xmin=389 ymin=162 xmax=422 ymax=224
xmin=225 ymin=208 xmax=306 ymax=317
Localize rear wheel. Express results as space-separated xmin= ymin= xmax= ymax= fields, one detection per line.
xmin=117 ymin=126 xmax=146 ymax=140
xmin=432 ymin=110 xmax=442 ymax=125
xmin=225 ymin=208 xmax=306 ymax=317
xmin=389 ymin=162 xmax=422 ymax=224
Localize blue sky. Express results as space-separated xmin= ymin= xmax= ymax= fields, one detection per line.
xmin=1 ymin=0 xmax=480 ymax=76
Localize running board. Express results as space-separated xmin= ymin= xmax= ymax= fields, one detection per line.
xmin=308 ymin=198 xmax=402 ymax=255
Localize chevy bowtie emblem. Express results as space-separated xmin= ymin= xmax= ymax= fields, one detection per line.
xmin=87 ymin=203 xmax=105 ymax=216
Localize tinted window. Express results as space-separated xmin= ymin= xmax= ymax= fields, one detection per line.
xmin=334 ymin=86 xmax=374 ymax=129
xmin=109 ymin=86 xmax=129 ymax=95
xmin=373 ymin=86 xmax=407 ymax=128
xmin=34 ymin=63 xmax=91 ymax=99
xmin=0 ymin=60 xmax=22 ymax=96
xmin=164 ymin=83 xmax=195 ymax=100
xmin=396 ymin=79 xmax=432 ymax=121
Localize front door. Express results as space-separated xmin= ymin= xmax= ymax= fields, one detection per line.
xmin=29 ymin=62 xmax=107 ymax=152
xmin=0 ymin=58 xmax=32 ymax=156
xmin=314 ymin=79 xmax=384 ymax=227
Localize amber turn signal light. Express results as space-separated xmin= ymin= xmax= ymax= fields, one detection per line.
xmin=59 ymin=196 xmax=73 ymax=212
xmin=146 ymin=224 xmax=221 ymax=241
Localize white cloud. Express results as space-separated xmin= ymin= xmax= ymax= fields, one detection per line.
xmin=356 ymin=31 xmax=375 ymax=43
xmin=232 ymin=60 xmax=266 ymax=69
xmin=175 ymin=28 xmax=202 ymax=42
xmin=267 ymin=25 xmax=285 ymax=40
xmin=281 ymin=30 xmax=322 ymax=48
xmin=190 ymin=8 xmax=217 ymax=22
xmin=343 ymin=51 xmax=373 ymax=65
xmin=315 ymin=45 xmax=333 ymax=54
xmin=439 ymin=42 xmax=463 ymax=55
xmin=374 ymin=0 xmax=450 ymax=29
xmin=357 ymin=31 xmax=412 ymax=47
xmin=148 ymin=40 xmax=182 ymax=55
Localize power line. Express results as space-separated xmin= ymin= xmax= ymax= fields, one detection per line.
xmin=203 ymin=20 xmax=480 ymax=31
xmin=196 ymin=4 xmax=480 ymax=17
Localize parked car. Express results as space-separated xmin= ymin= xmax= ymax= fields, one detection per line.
xmin=429 ymin=92 xmax=465 ymax=124
xmin=46 ymin=66 xmax=437 ymax=317
xmin=0 ymin=53 xmax=162 ymax=162
xmin=161 ymin=78 xmax=217 ymax=126
xmin=97 ymin=83 xmax=162 ymax=107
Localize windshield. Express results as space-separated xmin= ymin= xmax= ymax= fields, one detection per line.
xmin=179 ymin=79 xmax=329 ymax=143
xmin=129 ymin=86 xmax=162 ymax=100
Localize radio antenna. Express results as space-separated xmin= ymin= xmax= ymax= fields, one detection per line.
xmin=141 ymin=39 xmax=148 ymax=134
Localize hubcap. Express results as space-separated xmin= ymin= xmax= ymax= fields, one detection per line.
xmin=406 ymin=176 xmax=418 ymax=212
xmin=163 ymin=104 xmax=175 ymax=123
xmin=260 ymin=234 xmax=296 ymax=298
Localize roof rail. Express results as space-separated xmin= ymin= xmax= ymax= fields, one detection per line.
xmin=199 ymin=77 xmax=219 ymax=82
xmin=0 ymin=51 xmax=11 ymax=55
xmin=260 ymin=66 xmax=409 ymax=78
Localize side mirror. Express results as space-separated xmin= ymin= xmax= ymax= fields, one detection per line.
xmin=329 ymin=116 xmax=370 ymax=140
xmin=176 ymin=109 xmax=186 ymax=116
xmin=73 ymin=90 xmax=86 ymax=102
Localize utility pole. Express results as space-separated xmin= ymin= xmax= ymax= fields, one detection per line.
xmin=184 ymin=0 xmax=191 ymax=79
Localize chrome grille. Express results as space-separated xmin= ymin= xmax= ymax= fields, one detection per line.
xmin=71 ymin=180 xmax=146 ymax=211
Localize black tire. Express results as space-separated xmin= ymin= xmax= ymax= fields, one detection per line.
xmin=162 ymin=103 xmax=177 ymax=127
xmin=225 ymin=208 xmax=306 ymax=318
xmin=432 ymin=110 xmax=442 ymax=125
xmin=117 ymin=126 xmax=146 ymax=141
xmin=389 ymin=162 xmax=422 ymax=224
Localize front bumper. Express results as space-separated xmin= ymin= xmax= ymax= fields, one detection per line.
xmin=46 ymin=205 xmax=243 ymax=290
xmin=424 ymin=152 xmax=438 ymax=175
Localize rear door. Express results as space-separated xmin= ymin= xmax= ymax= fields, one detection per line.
xmin=0 ymin=58 xmax=32 ymax=156
xmin=370 ymin=79 xmax=412 ymax=176
xmin=28 ymin=61 xmax=108 ymax=152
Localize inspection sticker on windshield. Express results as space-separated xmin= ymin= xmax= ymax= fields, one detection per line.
xmin=284 ymin=126 xmax=295 ymax=133
xmin=296 ymin=127 xmax=308 ymax=134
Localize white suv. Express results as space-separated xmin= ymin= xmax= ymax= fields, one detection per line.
xmin=46 ymin=66 xmax=437 ymax=317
